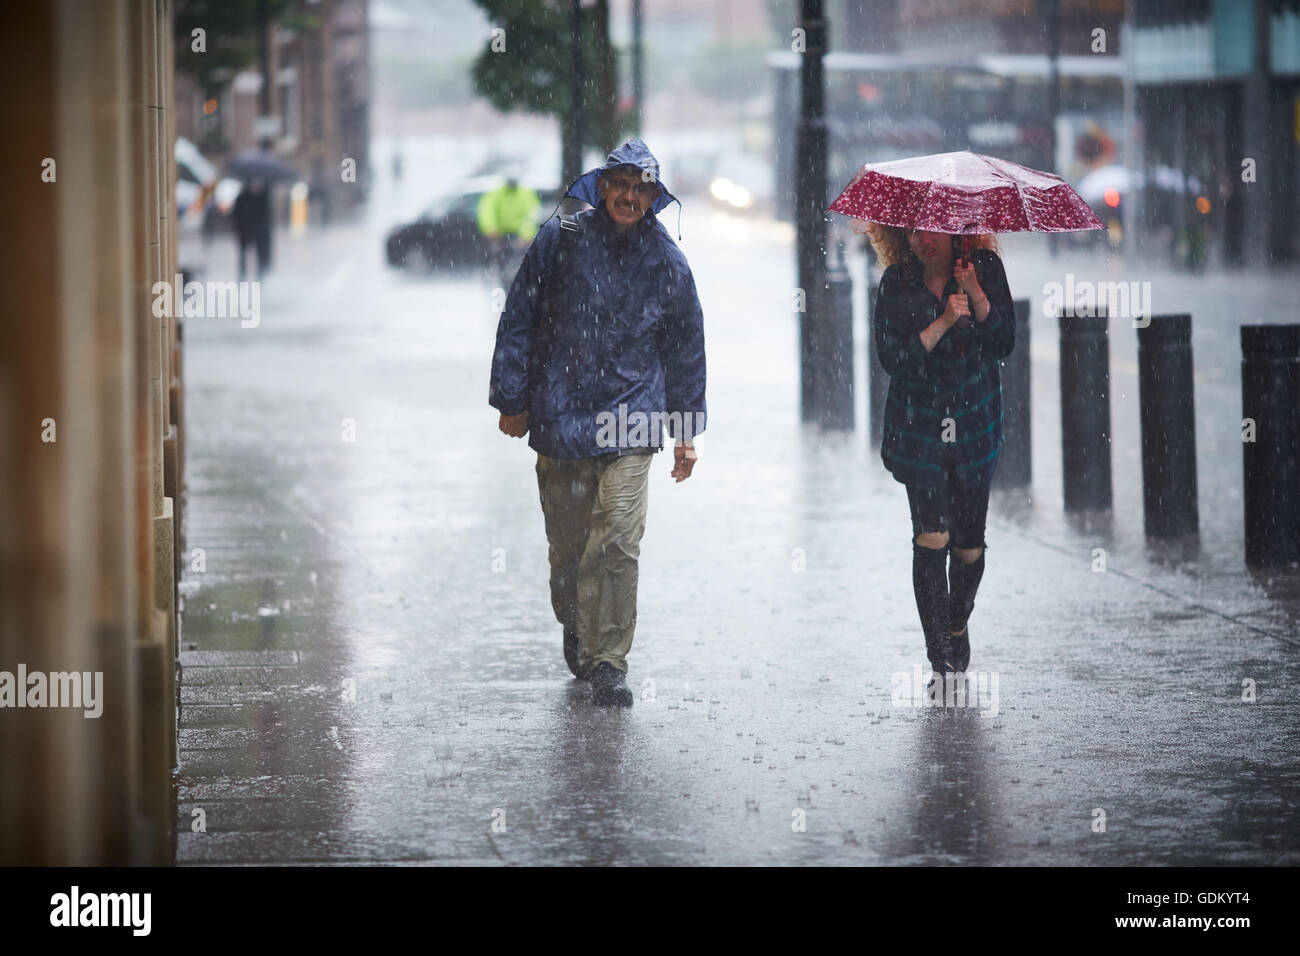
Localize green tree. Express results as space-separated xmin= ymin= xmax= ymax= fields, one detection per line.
xmin=173 ymin=0 xmax=319 ymax=153
xmin=173 ymin=0 xmax=311 ymax=90
xmin=471 ymin=0 xmax=626 ymax=173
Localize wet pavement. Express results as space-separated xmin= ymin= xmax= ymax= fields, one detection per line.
xmin=175 ymin=148 xmax=1299 ymax=865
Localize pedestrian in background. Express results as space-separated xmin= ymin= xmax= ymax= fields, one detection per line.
xmin=232 ymin=176 xmax=272 ymax=280
xmin=867 ymin=224 xmax=1015 ymax=680
xmin=489 ymin=140 xmax=707 ymax=708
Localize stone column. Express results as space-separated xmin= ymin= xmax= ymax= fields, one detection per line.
xmin=129 ymin=0 xmax=175 ymax=866
xmin=0 ymin=0 xmax=165 ymax=864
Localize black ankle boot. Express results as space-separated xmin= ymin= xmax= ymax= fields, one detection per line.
xmin=947 ymin=624 xmax=970 ymax=674
xmin=913 ymin=543 xmax=953 ymax=674
xmin=948 ymin=551 xmax=985 ymax=672
xmin=590 ymin=662 xmax=633 ymax=707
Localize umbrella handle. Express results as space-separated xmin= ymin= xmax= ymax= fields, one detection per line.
xmin=951 ymin=233 xmax=974 ymax=328
xmin=951 ymin=233 xmax=973 ymax=269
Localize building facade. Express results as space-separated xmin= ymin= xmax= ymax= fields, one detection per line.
xmin=2 ymin=0 xmax=184 ymax=865
xmin=1131 ymin=0 xmax=1300 ymax=267
xmin=770 ymin=0 xmax=1125 ymax=223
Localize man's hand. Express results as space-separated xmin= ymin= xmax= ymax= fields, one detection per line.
xmin=499 ymin=411 xmax=529 ymax=438
xmin=671 ymin=443 xmax=697 ymax=482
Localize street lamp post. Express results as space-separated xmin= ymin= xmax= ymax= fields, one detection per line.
xmin=795 ymin=0 xmax=828 ymax=423
xmin=631 ymin=0 xmax=643 ymax=135
xmin=563 ymin=0 xmax=585 ymax=189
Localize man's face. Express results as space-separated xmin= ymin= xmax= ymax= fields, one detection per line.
xmin=599 ymin=169 xmax=657 ymax=230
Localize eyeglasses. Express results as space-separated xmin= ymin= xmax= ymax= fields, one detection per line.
xmin=604 ymin=177 xmax=660 ymax=198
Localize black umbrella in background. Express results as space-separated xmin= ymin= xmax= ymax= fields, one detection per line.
xmin=225 ymin=147 xmax=299 ymax=183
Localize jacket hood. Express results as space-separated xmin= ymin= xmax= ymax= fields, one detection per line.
xmin=563 ymin=139 xmax=679 ymax=217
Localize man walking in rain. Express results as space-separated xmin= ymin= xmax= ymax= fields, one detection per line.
xmin=232 ymin=176 xmax=272 ymax=280
xmin=489 ymin=140 xmax=707 ymax=708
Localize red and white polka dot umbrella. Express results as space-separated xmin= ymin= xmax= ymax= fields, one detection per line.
xmin=828 ymin=149 xmax=1104 ymax=235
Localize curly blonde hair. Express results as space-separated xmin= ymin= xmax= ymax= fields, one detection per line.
xmin=853 ymin=220 xmax=999 ymax=269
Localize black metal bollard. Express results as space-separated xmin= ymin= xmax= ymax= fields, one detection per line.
xmin=794 ymin=0 xmax=828 ymax=424
xmin=1137 ymin=315 xmax=1199 ymax=538
xmin=1060 ymin=310 xmax=1112 ymax=512
xmin=866 ymin=258 xmax=887 ymax=450
xmin=993 ymin=299 xmax=1032 ymax=490
xmin=1241 ymin=325 xmax=1300 ymax=568
xmin=801 ymin=280 xmax=823 ymax=424
xmin=820 ymin=242 xmax=855 ymax=430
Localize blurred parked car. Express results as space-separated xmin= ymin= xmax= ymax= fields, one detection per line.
xmin=385 ymin=176 xmax=560 ymax=274
xmin=661 ymin=150 xmax=718 ymax=197
xmin=707 ymin=152 xmax=774 ymax=216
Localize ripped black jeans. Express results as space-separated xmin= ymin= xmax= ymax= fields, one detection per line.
xmin=905 ymin=466 xmax=991 ymax=672
xmin=905 ymin=477 xmax=990 ymax=551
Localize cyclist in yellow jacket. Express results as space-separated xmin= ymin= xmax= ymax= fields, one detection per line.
xmin=477 ymin=178 xmax=541 ymax=277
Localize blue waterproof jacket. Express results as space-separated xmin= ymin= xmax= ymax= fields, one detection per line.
xmin=489 ymin=140 xmax=707 ymax=459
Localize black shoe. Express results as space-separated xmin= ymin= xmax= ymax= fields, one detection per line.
xmin=948 ymin=623 xmax=970 ymax=673
xmin=924 ymin=633 xmax=955 ymax=677
xmin=589 ymin=662 xmax=633 ymax=708
xmin=563 ymin=627 xmax=587 ymax=680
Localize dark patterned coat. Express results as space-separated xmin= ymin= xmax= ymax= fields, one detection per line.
xmin=875 ymin=248 xmax=1016 ymax=487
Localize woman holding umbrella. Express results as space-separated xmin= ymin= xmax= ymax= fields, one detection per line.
xmin=830 ymin=150 xmax=1101 ymax=679
xmin=865 ymin=223 xmax=1015 ymax=677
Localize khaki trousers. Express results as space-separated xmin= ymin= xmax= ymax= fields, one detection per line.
xmin=536 ymin=451 xmax=652 ymax=675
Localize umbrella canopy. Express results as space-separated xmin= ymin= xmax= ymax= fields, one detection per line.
xmin=828 ymin=150 xmax=1103 ymax=234
xmin=225 ymin=148 xmax=299 ymax=183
